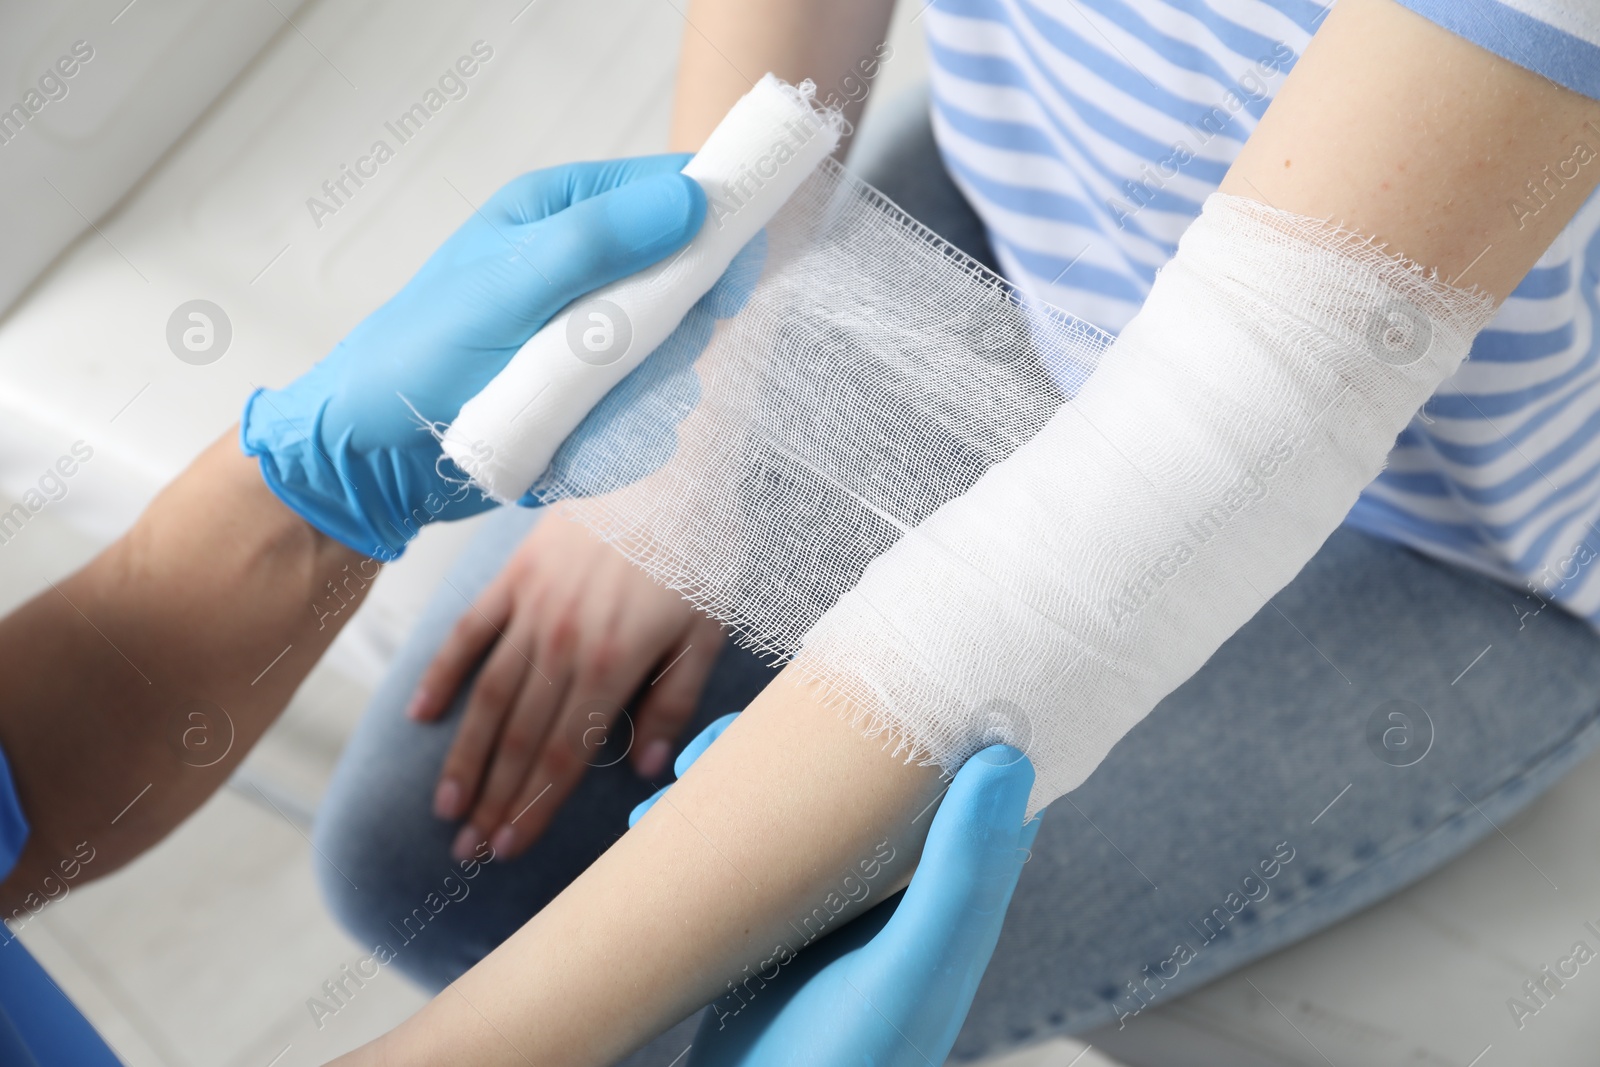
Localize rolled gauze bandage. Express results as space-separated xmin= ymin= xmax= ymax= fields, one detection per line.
xmin=442 ymin=74 xmax=843 ymax=500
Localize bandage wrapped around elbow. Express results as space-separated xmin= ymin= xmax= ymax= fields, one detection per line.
xmin=791 ymin=196 xmax=1496 ymax=812
xmin=498 ymin=134 xmax=1494 ymax=814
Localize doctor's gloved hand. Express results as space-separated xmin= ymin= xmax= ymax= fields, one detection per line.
xmin=240 ymin=155 xmax=706 ymax=560
xmin=630 ymin=719 xmax=1042 ymax=1067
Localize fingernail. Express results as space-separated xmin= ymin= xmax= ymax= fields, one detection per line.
xmin=490 ymin=825 xmax=516 ymax=856
xmin=450 ymin=825 xmax=481 ymax=862
xmin=637 ymin=739 xmax=671 ymax=779
xmin=405 ymin=691 xmax=430 ymax=720
xmin=606 ymin=173 xmax=704 ymax=253
xmin=434 ymin=779 xmax=462 ymax=820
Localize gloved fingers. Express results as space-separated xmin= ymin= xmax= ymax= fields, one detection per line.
xmin=802 ymin=888 xmax=899 ymax=964
xmin=626 ymin=711 xmax=740 ymax=828
xmin=495 ymin=169 xmax=705 ymax=309
xmin=407 ymin=165 xmax=705 ymax=356
xmin=484 ymin=154 xmax=695 ymax=225
xmin=687 ymin=893 xmax=905 ymax=1066
xmin=879 ymin=745 xmax=1035 ymax=960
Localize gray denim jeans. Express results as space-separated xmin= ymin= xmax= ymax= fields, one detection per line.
xmin=312 ymin=89 xmax=1600 ymax=1062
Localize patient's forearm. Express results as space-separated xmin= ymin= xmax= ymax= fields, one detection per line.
xmin=359 ymin=672 xmax=944 ymax=1066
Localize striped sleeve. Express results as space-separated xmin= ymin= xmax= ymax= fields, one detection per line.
xmin=1392 ymin=0 xmax=1600 ymax=99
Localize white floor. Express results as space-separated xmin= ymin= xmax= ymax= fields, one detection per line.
xmin=2 ymin=1 xmax=1599 ymax=1065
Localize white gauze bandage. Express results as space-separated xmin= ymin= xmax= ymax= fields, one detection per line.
xmin=441 ymin=78 xmax=1496 ymax=815
xmin=442 ymin=74 xmax=843 ymax=498
xmin=791 ymin=195 xmax=1497 ymax=812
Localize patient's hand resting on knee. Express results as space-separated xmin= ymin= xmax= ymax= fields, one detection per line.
xmin=408 ymin=502 xmax=726 ymax=859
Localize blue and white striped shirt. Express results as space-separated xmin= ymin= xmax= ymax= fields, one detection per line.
xmin=924 ymin=0 xmax=1600 ymax=626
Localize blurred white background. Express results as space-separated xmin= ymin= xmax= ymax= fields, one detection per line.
xmin=0 ymin=1 xmax=1597 ymax=1065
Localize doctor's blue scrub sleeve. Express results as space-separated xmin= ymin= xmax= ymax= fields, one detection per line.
xmin=0 ymin=744 xmax=25 ymax=871
xmin=0 ymin=742 xmax=123 ymax=1065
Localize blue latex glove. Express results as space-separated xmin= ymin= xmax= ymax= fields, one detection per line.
xmin=534 ymin=229 xmax=766 ymax=499
xmin=629 ymin=717 xmax=1042 ymax=1067
xmin=241 ymin=155 xmax=706 ymax=560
